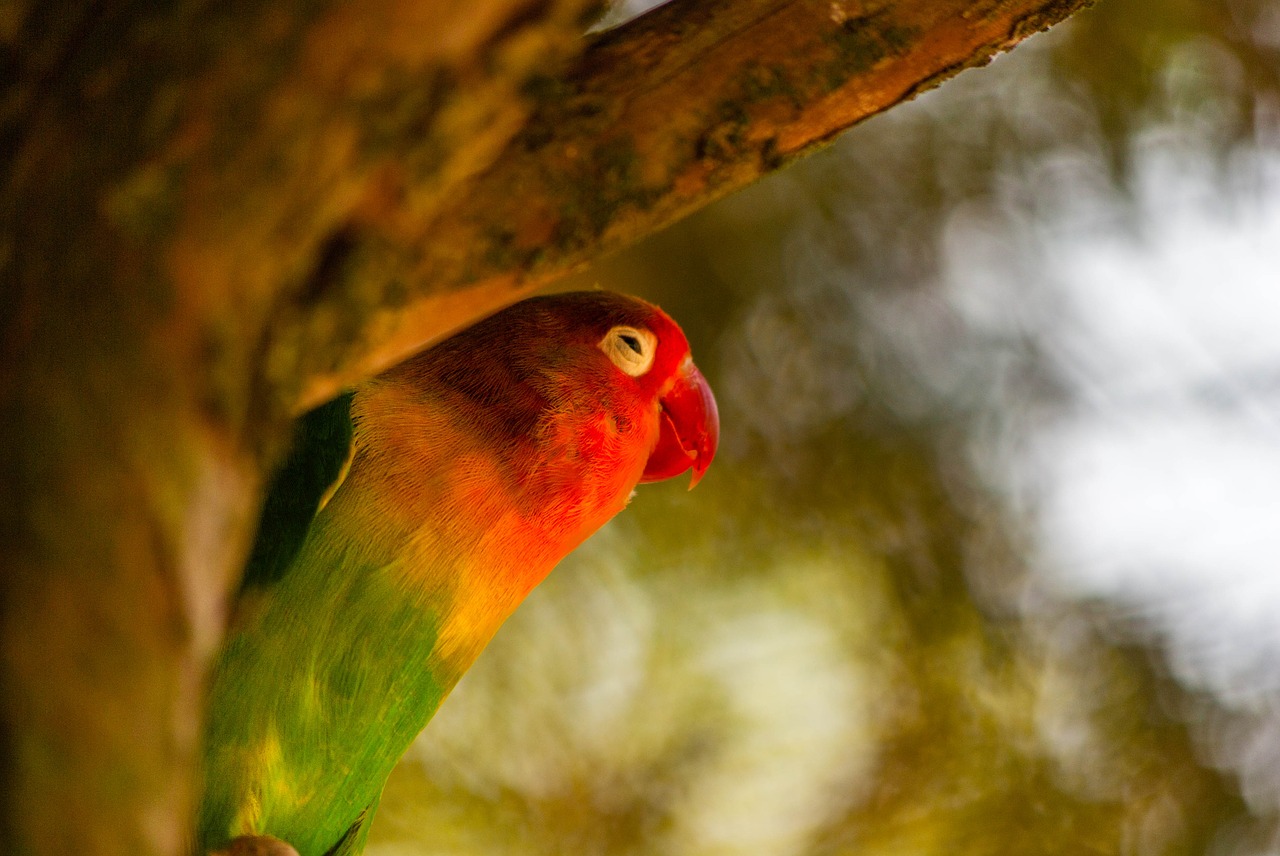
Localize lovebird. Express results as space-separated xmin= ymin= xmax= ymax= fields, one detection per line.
xmin=194 ymin=291 xmax=718 ymax=856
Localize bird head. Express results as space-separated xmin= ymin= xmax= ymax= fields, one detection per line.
xmin=585 ymin=293 xmax=719 ymax=489
xmin=391 ymin=290 xmax=718 ymax=496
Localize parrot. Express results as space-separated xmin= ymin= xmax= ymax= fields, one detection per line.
xmin=194 ymin=291 xmax=719 ymax=856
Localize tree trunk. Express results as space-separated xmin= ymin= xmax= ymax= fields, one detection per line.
xmin=0 ymin=0 xmax=1090 ymax=852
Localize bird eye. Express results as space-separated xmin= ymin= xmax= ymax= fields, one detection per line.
xmin=600 ymin=325 xmax=656 ymax=377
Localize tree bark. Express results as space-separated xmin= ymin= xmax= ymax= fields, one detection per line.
xmin=0 ymin=0 xmax=1089 ymax=852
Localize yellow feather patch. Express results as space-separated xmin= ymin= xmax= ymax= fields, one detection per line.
xmin=231 ymin=727 xmax=287 ymax=836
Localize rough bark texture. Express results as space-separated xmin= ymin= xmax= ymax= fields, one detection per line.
xmin=0 ymin=0 xmax=1088 ymax=853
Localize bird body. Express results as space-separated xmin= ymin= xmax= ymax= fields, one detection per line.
xmin=196 ymin=292 xmax=717 ymax=855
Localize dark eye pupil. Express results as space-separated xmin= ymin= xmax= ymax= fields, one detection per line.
xmin=620 ymin=333 xmax=643 ymax=355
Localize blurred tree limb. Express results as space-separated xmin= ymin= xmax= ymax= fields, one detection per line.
xmin=0 ymin=0 xmax=1088 ymax=853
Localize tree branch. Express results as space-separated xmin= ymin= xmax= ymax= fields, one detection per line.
xmin=289 ymin=0 xmax=1092 ymax=409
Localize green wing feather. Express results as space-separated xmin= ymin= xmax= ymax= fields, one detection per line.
xmin=198 ymin=504 xmax=449 ymax=854
xmin=239 ymin=393 xmax=354 ymax=596
xmin=198 ymin=394 xmax=448 ymax=855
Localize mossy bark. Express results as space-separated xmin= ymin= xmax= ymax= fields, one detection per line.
xmin=0 ymin=0 xmax=1089 ymax=852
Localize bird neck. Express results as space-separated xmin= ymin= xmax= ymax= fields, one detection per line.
xmin=340 ymin=375 xmax=652 ymax=679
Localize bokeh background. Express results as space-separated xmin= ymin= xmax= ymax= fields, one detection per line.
xmin=368 ymin=1 xmax=1280 ymax=853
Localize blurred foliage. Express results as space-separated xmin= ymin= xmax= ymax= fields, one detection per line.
xmin=368 ymin=1 xmax=1280 ymax=853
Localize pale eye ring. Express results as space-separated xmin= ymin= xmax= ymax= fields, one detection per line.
xmin=600 ymin=325 xmax=657 ymax=377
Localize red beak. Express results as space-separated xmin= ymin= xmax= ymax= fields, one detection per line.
xmin=641 ymin=358 xmax=719 ymax=489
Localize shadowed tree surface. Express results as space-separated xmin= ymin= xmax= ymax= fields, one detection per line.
xmin=14 ymin=0 xmax=1275 ymax=853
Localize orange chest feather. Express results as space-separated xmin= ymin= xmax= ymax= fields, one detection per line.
xmin=344 ymin=381 xmax=657 ymax=602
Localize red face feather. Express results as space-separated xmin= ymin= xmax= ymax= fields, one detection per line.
xmin=379 ymin=290 xmax=715 ymax=482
